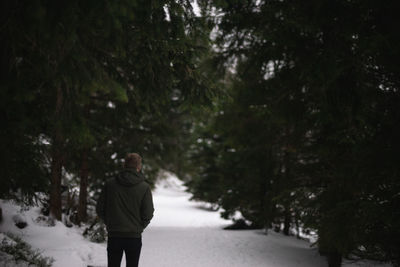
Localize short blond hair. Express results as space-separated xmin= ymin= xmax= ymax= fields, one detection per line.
xmin=124 ymin=153 xmax=142 ymax=169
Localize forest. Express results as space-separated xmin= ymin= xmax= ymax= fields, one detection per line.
xmin=1 ymin=1 xmax=399 ymax=267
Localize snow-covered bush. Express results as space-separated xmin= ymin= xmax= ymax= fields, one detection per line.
xmin=83 ymin=219 xmax=107 ymax=243
xmin=34 ymin=214 xmax=56 ymax=227
xmin=12 ymin=214 xmax=28 ymax=229
xmin=0 ymin=232 xmax=54 ymax=267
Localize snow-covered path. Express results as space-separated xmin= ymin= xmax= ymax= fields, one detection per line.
xmin=141 ymin=227 xmax=324 ymax=267
xmin=1 ymin=174 xmax=390 ymax=267
xmin=139 ymin=175 xmax=326 ymax=267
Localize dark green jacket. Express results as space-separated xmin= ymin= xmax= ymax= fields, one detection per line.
xmin=96 ymin=168 xmax=154 ymax=238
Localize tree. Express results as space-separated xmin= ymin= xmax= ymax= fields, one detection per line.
xmin=188 ymin=0 xmax=400 ymax=265
xmin=1 ymin=0 xmax=214 ymax=223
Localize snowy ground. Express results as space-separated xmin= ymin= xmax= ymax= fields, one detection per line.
xmin=0 ymin=173 xmax=392 ymax=267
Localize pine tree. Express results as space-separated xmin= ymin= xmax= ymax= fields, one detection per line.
xmin=1 ymin=0 xmax=214 ymax=223
xmin=189 ymin=0 xmax=400 ymax=265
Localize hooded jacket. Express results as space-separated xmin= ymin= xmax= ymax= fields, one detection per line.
xmin=96 ymin=168 xmax=154 ymax=238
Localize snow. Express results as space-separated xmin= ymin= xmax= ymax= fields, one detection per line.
xmin=0 ymin=173 xmax=393 ymax=267
xmin=0 ymin=201 xmax=106 ymax=266
xmin=140 ymin=227 xmax=325 ymax=267
xmin=150 ymin=174 xmax=230 ymax=228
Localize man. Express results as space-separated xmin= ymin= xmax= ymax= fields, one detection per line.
xmin=96 ymin=153 xmax=154 ymax=267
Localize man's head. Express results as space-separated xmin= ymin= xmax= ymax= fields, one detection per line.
xmin=124 ymin=153 xmax=142 ymax=172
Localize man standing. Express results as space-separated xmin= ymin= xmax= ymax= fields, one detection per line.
xmin=96 ymin=153 xmax=154 ymax=267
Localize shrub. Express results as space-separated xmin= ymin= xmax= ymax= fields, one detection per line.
xmin=83 ymin=218 xmax=107 ymax=243
xmin=0 ymin=232 xmax=54 ymax=267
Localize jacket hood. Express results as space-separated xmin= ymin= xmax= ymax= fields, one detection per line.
xmin=116 ymin=168 xmax=144 ymax=186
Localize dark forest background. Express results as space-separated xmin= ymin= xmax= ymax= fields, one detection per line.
xmin=1 ymin=1 xmax=399 ymax=267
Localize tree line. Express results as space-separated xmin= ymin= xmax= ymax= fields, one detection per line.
xmin=0 ymin=0 xmax=213 ymax=223
xmin=186 ymin=1 xmax=400 ymax=266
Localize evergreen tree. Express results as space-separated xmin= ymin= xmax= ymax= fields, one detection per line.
xmin=1 ymin=0 xmax=214 ymax=223
xmin=188 ymin=0 xmax=400 ymax=265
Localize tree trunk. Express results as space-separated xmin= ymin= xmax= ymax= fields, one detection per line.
xmin=49 ymin=86 xmax=64 ymax=221
xmin=319 ymin=230 xmax=343 ymax=267
xmin=327 ymin=250 xmax=342 ymax=267
xmin=49 ymin=129 xmax=63 ymax=220
xmin=283 ymin=205 xmax=291 ymax=236
xmin=295 ymin=213 xmax=301 ymax=239
xmin=77 ymin=148 xmax=89 ymax=224
xmin=283 ymin=144 xmax=291 ymax=236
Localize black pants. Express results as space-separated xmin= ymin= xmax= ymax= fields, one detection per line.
xmin=107 ymin=237 xmax=142 ymax=267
